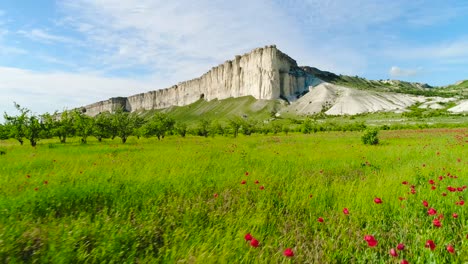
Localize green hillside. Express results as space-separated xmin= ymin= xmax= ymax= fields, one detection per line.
xmin=146 ymin=96 xmax=285 ymax=125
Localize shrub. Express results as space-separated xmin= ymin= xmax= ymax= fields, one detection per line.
xmin=361 ymin=128 xmax=379 ymax=145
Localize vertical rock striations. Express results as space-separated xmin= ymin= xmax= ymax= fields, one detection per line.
xmin=84 ymin=45 xmax=317 ymax=116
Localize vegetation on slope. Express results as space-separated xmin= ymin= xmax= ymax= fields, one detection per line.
xmin=301 ymin=67 xmax=467 ymax=99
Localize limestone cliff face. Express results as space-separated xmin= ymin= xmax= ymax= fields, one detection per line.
xmin=84 ymin=45 xmax=316 ymax=116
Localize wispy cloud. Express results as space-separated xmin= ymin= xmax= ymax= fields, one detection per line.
xmin=385 ymin=38 xmax=468 ymax=61
xmin=389 ymin=66 xmax=422 ymax=78
xmin=17 ymin=28 xmax=79 ymax=44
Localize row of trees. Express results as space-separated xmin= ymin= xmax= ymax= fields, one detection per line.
xmin=1 ymin=104 xmax=179 ymax=146
xmin=1 ymin=104 xmax=373 ymax=147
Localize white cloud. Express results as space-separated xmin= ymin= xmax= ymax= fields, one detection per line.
xmin=389 ymin=66 xmax=421 ymax=77
xmin=17 ymin=28 xmax=79 ymax=44
xmin=0 ymin=66 xmax=154 ymax=118
xmin=385 ymin=38 xmax=468 ymax=61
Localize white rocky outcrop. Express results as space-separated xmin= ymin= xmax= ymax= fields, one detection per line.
xmin=84 ymin=45 xmax=315 ymax=116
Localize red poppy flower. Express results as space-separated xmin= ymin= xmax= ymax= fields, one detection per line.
xmin=397 ymin=243 xmax=405 ymax=250
xmin=390 ymin=248 xmax=398 ymax=257
xmin=250 ymin=238 xmax=259 ymax=247
xmin=431 ymin=185 xmax=436 ymax=190
xmin=259 ymin=185 xmax=265 ymax=190
xmin=245 ymin=171 xmax=249 ymax=176
xmin=401 ymin=260 xmax=409 ymax=264
xmin=438 ymin=176 xmax=443 ymax=181
xmin=425 ymin=240 xmax=436 ymax=250
xmin=457 ymin=187 xmax=463 ymax=192
xmin=422 ymin=200 xmax=428 ymax=207
xmin=34 ymin=187 xmax=38 ymax=191
xmin=428 ymin=208 xmax=437 ymax=215
xmin=459 ymin=200 xmax=465 ymax=206
xmin=317 ymin=217 xmax=324 ymax=223
xmin=433 ymin=218 xmax=441 ymax=228
xmin=442 ymin=192 xmax=447 ymax=196
xmin=364 ymin=235 xmax=378 ymax=247
xmin=213 ymin=193 xmax=218 ymax=198
xmin=374 ymin=197 xmax=382 ymax=204
xmin=245 ymin=233 xmax=253 ymax=241
xmin=411 ymin=189 xmax=416 ymax=194
xmin=43 ymin=181 xmax=48 ymax=185
xmin=398 ymin=197 xmax=406 ymax=201
xmin=254 ymin=180 xmax=259 ymax=184
xmin=241 ymin=180 xmax=246 ymax=184
xmin=429 ymin=179 xmax=435 ymax=185
xmin=26 ymin=175 xmax=31 ymax=178
xmin=402 ymin=181 xmax=408 ymax=185
xmin=343 ymin=208 xmax=349 ymax=215
xmin=452 ymin=213 xmax=458 ymax=218
xmin=446 ymin=245 xmax=455 ymax=254
xmin=283 ymin=248 xmax=294 ymax=257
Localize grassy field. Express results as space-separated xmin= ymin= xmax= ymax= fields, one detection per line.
xmin=0 ymin=129 xmax=467 ymax=263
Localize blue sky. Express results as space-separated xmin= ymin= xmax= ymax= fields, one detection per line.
xmin=1 ymin=0 xmax=468 ymax=117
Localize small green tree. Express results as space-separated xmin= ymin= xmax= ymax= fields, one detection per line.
xmin=196 ymin=119 xmax=210 ymax=137
xmin=228 ymin=118 xmax=242 ymax=138
xmin=361 ymin=128 xmax=379 ymax=145
xmin=93 ymin=112 xmax=112 ymax=142
xmin=3 ymin=103 xmax=27 ymax=145
xmin=142 ymin=113 xmax=175 ymax=140
xmin=112 ymin=108 xmax=137 ymax=143
xmin=73 ymin=110 xmax=94 ymax=144
xmin=0 ymin=124 xmax=9 ymax=140
xmin=175 ymin=122 xmax=187 ymax=138
xmin=54 ymin=111 xmax=75 ymax=143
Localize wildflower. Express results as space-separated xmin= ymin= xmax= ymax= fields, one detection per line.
xmin=402 ymin=181 xmax=408 ymax=185
xmin=214 ymin=193 xmax=218 ymax=198
xmin=343 ymin=208 xmax=349 ymax=215
xmin=452 ymin=213 xmax=458 ymax=218
xmin=397 ymin=243 xmax=405 ymax=250
xmin=364 ymin=235 xmax=378 ymax=247
xmin=317 ymin=217 xmax=324 ymax=223
xmin=245 ymin=171 xmax=249 ymax=176
xmin=254 ymin=180 xmax=259 ymax=184
xmin=283 ymin=248 xmax=294 ymax=257
xmin=422 ymin=200 xmax=428 ymax=207
xmin=245 ymin=233 xmax=253 ymax=241
xmin=374 ymin=197 xmax=383 ymax=204
xmin=428 ymin=208 xmax=437 ymax=216
xmin=401 ymin=260 xmax=409 ymax=264
xmin=425 ymin=240 xmax=436 ymax=250
xmin=431 ymin=186 xmax=436 ymax=190
xmin=34 ymin=187 xmax=38 ymax=191
xmin=390 ymin=248 xmax=398 ymax=257
xmin=259 ymin=186 xmax=265 ymax=190
xmin=433 ymin=218 xmax=441 ymax=228
xmin=250 ymin=238 xmax=259 ymax=247
xmin=446 ymin=245 xmax=455 ymax=254
xmin=442 ymin=192 xmax=447 ymax=196
xmin=241 ymin=180 xmax=246 ymax=184
xmin=26 ymin=175 xmax=31 ymax=178
xmin=43 ymin=180 xmax=48 ymax=185
xmin=429 ymin=179 xmax=435 ymax=185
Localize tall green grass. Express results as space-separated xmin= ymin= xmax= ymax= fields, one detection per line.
xmin=0 ymin=129 xmax=466 ymax=263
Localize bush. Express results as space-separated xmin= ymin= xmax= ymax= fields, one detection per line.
xmin=361 ymin=128 xmax=379 ymax=145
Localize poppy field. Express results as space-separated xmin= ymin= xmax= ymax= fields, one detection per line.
xmin=0 ymin=128 xmax=467 ymax=263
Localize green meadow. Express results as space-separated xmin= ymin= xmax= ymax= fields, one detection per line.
xmin=0 ymin=129 xmax=467 ymax=263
